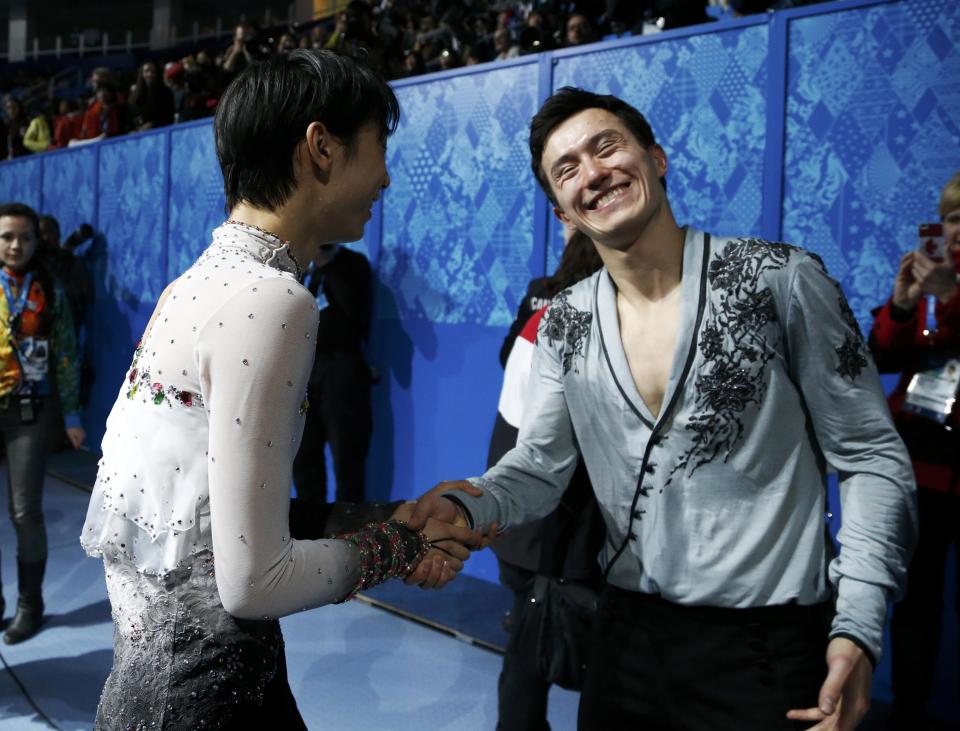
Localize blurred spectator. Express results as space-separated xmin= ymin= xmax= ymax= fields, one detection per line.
xmin=129 ymin=61 xmax=175 ymax=132
xmin=22 ymin=105 xmax=52 ymax=154
xmin=36 ymin=216 xmax=95 ymax=334
xmin=77 ymin=84 xmax=133 ymax=142
xmin=438 ymin=47 xmax=462 ymax=71
xmin=309 ymin=24 xmax=330 ymax=49
xmin=493 ymin=27 xmax=520 ymax=60
xmin=293 ymin=244 xmax=374 ymax=505
xmin=402 ymin=48 xmax=426 ymax=76
xmin=276 ymin=32 xmax=298 ymax=55
xmin=565 ymin=13 xmax=596 ymax=46
xmin=325 ymin=1 xmax=385 ymax=73
xmin=220 ymin=22 xmax=267 ymax=78
xmin=868 ymin=173 xmax=960 ymax=729
xmin=3 ymin=97 xmax=30 ymax=159
xmin=52 ymin=99 xmax=83 ymax=149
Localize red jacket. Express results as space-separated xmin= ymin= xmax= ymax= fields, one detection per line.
xmin=869 ymin=293 xmax=960 ymax=494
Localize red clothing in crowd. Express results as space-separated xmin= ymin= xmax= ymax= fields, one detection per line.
xmin=52 ymin=112 xmax=84 ymax=148
xmin=79 ymin=100 xmax=131 ymax=139
xmin=869 ymin=293 xmax=960 ymax=494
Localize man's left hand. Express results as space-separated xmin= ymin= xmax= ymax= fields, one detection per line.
xmin=66 ymin=426 xmax=85 ymax=450
xmin=786 ymin=637 xmax=872 ymax=730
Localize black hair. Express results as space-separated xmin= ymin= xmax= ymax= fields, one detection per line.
xmin=215 ymin=48 xmax=400 ymax=211
xmin=0 ymin=202 xmax=40 ymax=238
xmin=544 ymin=229 xmax=603 ymax=298
xmin=0 ymin=202 xmax=56 ymax=316
xmin=529 ymin=86 xmax=663 ymax=205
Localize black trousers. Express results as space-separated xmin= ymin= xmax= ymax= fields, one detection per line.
xmin=293 ymin=353 xmax=372 ymax=504
xmin=0 ymin=394 xmax=54 ymax=565
xmin=890 ymin=487 xmax=960 ymax=726
xmin=498 ymin=562 xmax=552 ymax=731
xmin=578 ymin=587 xmax=829 ymax=731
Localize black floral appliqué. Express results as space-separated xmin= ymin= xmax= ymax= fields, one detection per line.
xmin=538 ymin=289 xmax=592 ymax=375
xmin=808 ymin=255 xmax=869 ymax=380
xmin=672 ymin=239 xmax=796 ymax=479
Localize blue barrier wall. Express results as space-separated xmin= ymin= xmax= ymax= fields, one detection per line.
xmin=2 ymin=0 xmax=958 ymax=713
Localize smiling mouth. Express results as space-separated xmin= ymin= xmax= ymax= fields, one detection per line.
xmin=588 ymin=183 xmax=629 ymax=211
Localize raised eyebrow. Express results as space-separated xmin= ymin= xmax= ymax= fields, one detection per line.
xmin=549 ymin=128 xmax=626 ymax=179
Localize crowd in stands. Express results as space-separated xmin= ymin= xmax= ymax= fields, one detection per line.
xmin=1 ymin=0 xmax=823 ymax=160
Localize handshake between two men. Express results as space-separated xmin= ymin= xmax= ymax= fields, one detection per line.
xmin=392 ymin=481 xmax=490 ymax=589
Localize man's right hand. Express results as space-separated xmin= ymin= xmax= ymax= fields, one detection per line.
xmin=407 ymin=480 xmax=479 ymax=532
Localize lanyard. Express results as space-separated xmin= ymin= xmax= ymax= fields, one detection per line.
xmin=925 ymin=294 xmax=938 ymax=335
xmin=0 ymin=269 xmax=34 ymax=332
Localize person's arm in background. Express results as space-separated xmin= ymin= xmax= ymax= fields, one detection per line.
xmin=870 ymin=250 xmax=960 ymax=372
xmin=23 ymin=117 xmax=51 ymax=153
xmin=51 ymin=284 xmax=85 ymax=448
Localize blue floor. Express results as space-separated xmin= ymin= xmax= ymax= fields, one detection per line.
xmin=0 ymin=473 xmax=579 ymax=730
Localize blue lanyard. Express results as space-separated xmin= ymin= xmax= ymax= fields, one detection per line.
xmin=0 ymin=269 xmax=34 ymax=330
xmin=925 ymin=294 xmax=938 ymax=334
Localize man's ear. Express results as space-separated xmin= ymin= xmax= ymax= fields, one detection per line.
xmin=650 ymin=144 xmax=668 ymax=177
xmin=553 ymin=205 xmax=571 ymax=227
xmin=302 ymin=121 xmax=334 ymax=178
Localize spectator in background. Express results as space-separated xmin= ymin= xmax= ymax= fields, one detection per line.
xmin=36 ymin=216 xmax=95 ymax=335
xmin=22 ymin=104 xmax=52 ymax=154
xmin=52 ymin=99 xmax=83 ymax=149
xmin=493 ymin=27 xmax=520 ymax=61
xmin=220 ymin=22 xmax=266 ymax=79
xmin=869 ymin=173 xmax=960 ymax=729
xmin=77 ymin=83 xmax=132 ymax=142
xmin=164 ymin=61 xmax=186 ymax=115
xmin=565 ymin=13 xmax=596 ymax=46
xmin=325 ymin=1 xmax=385 ymax=73
xmin=0 ymin=202 xmax=85 ymax=644
xmin=492 ymin=230 xmax=606 ymax=731
xmin=129 ymin=61 xmax=175 ymax=132
xmin=309 ymin=24 xmax=330 ymax=49
xmin=276 ymin=32 xmax=298 ymax=55
xmin=3 ymin=97 xmax=30 ymax=159
xmin=293 ymin=243 xmax=374 ymax=505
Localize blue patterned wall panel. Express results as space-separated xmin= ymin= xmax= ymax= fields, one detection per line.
xmin=551 ymin=24 xmax=769 ymax=269
xmin=42 ymin=146 xmax=98 ymax=236
xmin=380 ymin=63 xmax=540 ymax=326
xmin=97 ymin=133 xmax=168 ymax=304
xmin=783 ymin=0 xmax=960 ymax=327
xmin=168 ymin=122 xmax=225 ymax=279
xmin=0 ymin=156 xmax=42 ymax=209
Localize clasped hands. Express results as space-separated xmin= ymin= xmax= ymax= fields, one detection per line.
xmin=391 ymin=480 xmax=494 ymax=589
xmin=893 ymin=249 xmax=958 ymax=310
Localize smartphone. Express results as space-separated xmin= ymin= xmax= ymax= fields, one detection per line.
xmin=919 ymin=223 xmax=946 ymax=261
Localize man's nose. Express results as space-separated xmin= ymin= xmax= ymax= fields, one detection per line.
xmin=582 ymin=158 xmax=608 ymax=188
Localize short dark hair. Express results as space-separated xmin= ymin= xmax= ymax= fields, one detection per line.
xmin=0 ymin=202 xmax=40 ymax=237
xmin=215 ymin=49 xmax=400 ymax=211
xmin=529 ymin=86 xmax=662 ymax=204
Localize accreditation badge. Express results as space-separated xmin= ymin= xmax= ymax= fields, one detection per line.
xmin=904 ymin=355 xmax=960 ymax=424
xmin=18 ymin=336 xmax=49 ymax=383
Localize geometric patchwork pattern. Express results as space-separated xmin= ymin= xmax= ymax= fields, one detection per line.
xmin=0 ymin=156 xmax=42 ymax=211
xmin=168 ymin=122 xmax=227 ymax=279
xmin=97 ymin=133 xmax=168 ymax=303
xmin=551 ymin=24 xmax=769 ymax=270
xmin=783 ymin=0 xmax=960 ymax=328
xmin=380 ymin=62 xmax=540 ymax=325
xmin=42 ymin=146 xmax=98 ymax=237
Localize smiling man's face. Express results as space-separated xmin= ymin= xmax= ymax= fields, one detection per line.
xmin=541 ymin=108 xmax=667 ymax=252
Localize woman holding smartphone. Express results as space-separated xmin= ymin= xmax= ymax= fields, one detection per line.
xmin=868 ymin=172 xmax=960 ymax=726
